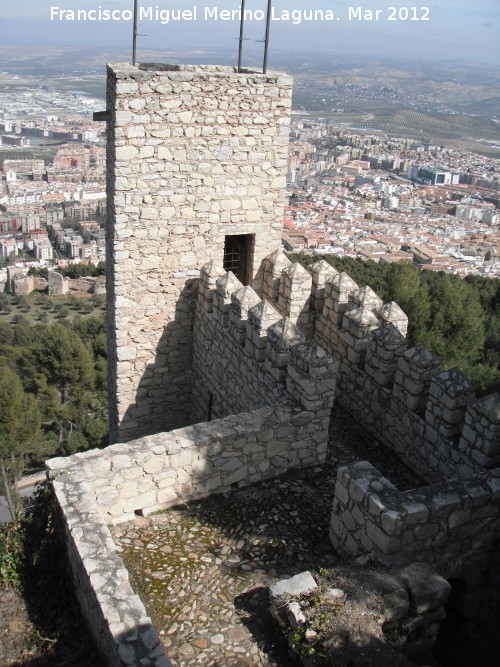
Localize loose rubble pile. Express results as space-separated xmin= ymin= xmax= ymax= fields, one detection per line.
xmin=269 ymin=564 xmax=450 ymax=666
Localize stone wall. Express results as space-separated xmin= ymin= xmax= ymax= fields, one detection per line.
xmin=48 ymin=271 xmax=69 ymax=296
xmin=329 ymin=460 xmax=500 ymax=582
xmin=47 ymin=402 xmax=333 ymax=525
xmin=190 ymin=259 xmax=337 ymax=423
xmin=12 ymin=274 xmax=47 ymax=295
xmin=261 ymin=252 xmax=500 ymax=485
xmin=48 ymin=270 xmax=70 ymax=295
xmin=105 ymin=63 xmax=292 ymax=443
xmin=51 ymin=473 xmax=171 ymax=667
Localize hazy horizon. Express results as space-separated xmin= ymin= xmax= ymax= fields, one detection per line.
xmin=2 ymin=1 xmax=499 ymax=67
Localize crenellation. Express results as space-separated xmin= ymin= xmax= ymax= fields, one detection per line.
xmin=229 ymin=285 xmax=261 ymax=345
xmin=277 ymin=261 xmax=313 ymax=338
xmin=425 ymin=369 xmax=476 ymax=440
xmin=265 ymin=318 xmax=304 ymax=383
xmin=287 ymin=341 xmax=338 ymax=412
xmin=310 ymin=259 xmax=339 ymax=313
xmin=215 ymin=270 xmax=243 ymax=327
xmin=329 ymin=272 xmax=360 ymax=323
xmin=198 ymin=258 xmax=223 ymax=311
xmin=459 ymin=393 xmax=500 ymax=467
xmin=246 ymin=299 xmax=282 ymax=361
xmin=365 ymin=324 xmax=408 ymax=388
xmin=392 ymin=346 xmax=441 ymax=414
xmin=340 ymin=306 xmax=380 ymax=368
xmin=379 ymin=301 xmax=409 ymax=337
xmin=261 ymin=249 xmax=292 ymax=305
xmin=348 ymin=285 xmax=384 ymax=313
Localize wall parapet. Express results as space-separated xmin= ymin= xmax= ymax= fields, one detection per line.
xmin=51 ymin=474 xmax=171 ymax=667
xmin=330 ymin=460 xmax=500 ymax=580
xmin=47 ymin=405 xmax=332 ymax=525
xmin=260 ymin=250 xmax=500 ymax=484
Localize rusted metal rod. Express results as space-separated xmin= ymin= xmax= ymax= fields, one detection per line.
xmin=237 ymin=0 xmax=246 ymax=72
xmin=132 ymin=0 xmax=138 ymax=66
xmin=263 ymin=0 xmax=272 ymax=73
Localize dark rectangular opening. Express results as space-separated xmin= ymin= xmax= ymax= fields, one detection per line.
xmin=223 ymin=234 xmax=254 ymax=285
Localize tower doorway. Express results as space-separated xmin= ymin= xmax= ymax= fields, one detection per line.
xmin=223 ymin=234 xmax=254 ymax=286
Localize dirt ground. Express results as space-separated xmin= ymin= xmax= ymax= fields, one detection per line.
xmin=0 ymin=587 xmax=39 ymax=666
xmin=0 ymin=584 xmax=105 ymax=667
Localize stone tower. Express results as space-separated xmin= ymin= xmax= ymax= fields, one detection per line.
xmin=105 ymin=63 xmax=292 ymax=442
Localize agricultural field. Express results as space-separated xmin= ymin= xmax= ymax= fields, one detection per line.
xmin=292 ymin=96 xmax=500 ymax=156
xmin=0 ymin=291 xmax=106 ymax=326
xmin=344 ymin=105 xmax=496 ymax=153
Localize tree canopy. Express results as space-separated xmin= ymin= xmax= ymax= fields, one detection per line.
xmin=0 ymin=312 xmax=109 ymax=519
xmin=288 ymin=253 xmax=500 ymax=395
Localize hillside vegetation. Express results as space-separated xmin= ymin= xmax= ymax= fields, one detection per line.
xmin=0 ymin=313 xmax=107 ymax=519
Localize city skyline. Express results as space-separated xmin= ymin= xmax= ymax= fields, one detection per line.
xmin=2 ymin=1 xmax=499 ymax=66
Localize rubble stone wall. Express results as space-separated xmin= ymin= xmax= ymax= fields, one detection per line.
xmin=329 ymin=460 xmax=500 ymax=577
xmin=261 ymin=252 xmax=500 ymax=485
xmin=47 ymin=403 xmax=332 ymax=526
xmin=50 ymin=474 xmax=171 ymax=667
xmin=190 ymin=260 xmax=337 ymax=424
xmin=105 ymin=63 xmax=292 ymax=443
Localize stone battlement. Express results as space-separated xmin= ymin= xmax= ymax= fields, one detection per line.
xmin=191 ymin=257 xmax=337 ymax=423
xmin=258 ymin=250 xmax=500 ymax=484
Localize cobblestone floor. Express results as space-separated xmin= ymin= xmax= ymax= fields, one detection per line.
xmin=111 ymin=406 xmax=425 ymax=667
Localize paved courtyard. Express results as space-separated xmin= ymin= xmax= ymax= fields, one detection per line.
xmin=111 ymin=407 xmax=423 ymax=666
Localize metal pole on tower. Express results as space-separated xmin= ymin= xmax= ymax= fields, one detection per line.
xmin=132 ymin=0 xmax=138 ymax=66
xmin=237 ymin=0 xmax=246 ymax=72
xmin=262 ymin=0 xmax=272 ymax=73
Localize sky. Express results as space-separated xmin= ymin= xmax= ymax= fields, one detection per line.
xmin=2 ymin=1 xmax=499 ymax=65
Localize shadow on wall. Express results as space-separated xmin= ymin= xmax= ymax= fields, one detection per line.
xmin=119 ymin=280 xmax=197 ymax=442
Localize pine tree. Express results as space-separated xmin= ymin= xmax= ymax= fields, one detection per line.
xmin=0 ymin=368 xmax=41 ymax=521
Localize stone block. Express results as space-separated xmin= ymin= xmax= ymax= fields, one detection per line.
xmin=381 ymin=510 xmax=402 ymax=536
xmin=156 ymin=487 xmax=178 ymax=505
xmin=400 ymin=563 xmax=451 ymax=613
xmin=269 ymin=571 xmax=317 ymax=605
xmin=383 ymin=590 xmax=410 ymax=623
xmin=123 ymin=491 xmax=158 ymax=513
xmin=349 ymin=476 xmax=371 ymax=503
xmin=401 ymin=502 xmax=429 ymax=525
xmin=143 ymin=457 xmax=164 ymax=474
xmin=334 ymin=481 xmax=350 ymax=507
xmin=448 ymin=509 xmax=471 ymax=529
xmin=285 ymin=602 xmax=306 ymax=629
xmin=224 ymin=466 xmax=248 ymax=486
